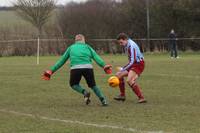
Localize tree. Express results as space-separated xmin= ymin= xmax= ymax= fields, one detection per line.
xmin=58 ymin=0 xmax=121 ymax=39
xmin=14 ymin=0 xmax=56 ymax=64
xmin=14 ymin=0 xmax=56 ymax=36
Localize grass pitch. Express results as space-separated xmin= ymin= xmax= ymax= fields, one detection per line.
xmin=0 ymin=53 xmax=200 ymax=133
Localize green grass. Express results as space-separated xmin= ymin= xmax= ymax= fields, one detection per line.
xmin=0 ymin=54 xmax=200 ymax=133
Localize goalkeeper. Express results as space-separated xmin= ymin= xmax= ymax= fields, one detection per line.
xmin=42 ymin=34 xmax=111 ymax=106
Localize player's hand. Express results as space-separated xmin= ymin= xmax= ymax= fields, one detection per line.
xmin=42 ymin=70 xmax=53 ymax=80
xmin=104 ymin=64 xmax=112 ymax=74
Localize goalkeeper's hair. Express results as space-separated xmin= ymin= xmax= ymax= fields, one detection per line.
xmin=117 ymin=33 xmax=129 ymax=40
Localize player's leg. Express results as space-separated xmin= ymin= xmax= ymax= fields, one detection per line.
xmin=174 ymin=44 xmax=178 ymax=58
xmin=114 ymin=71 xmax=128 ymax=101
xmin=170 ymin=43 xmax=174 ymax=58
xmin=127 ymin=70 xmax=146 ymax=103
xmin=70 ymin=69 xmax=91 ymax=105
xmin=83 ymin=69 xmax=107 ymax=106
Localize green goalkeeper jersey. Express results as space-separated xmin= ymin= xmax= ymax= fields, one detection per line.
xmin=50 ymin=42 xmax=106 ymax=73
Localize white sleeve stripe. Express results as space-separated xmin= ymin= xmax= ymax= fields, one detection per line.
xmin=122 ymin=45 xmax=135 ymax=71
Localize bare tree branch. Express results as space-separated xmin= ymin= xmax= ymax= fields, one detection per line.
xmin=14 ymin=0 xmax=56 ymax=36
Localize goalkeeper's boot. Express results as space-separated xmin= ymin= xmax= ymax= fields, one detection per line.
xmin=113 ymin=95 xmax=126 ymax=101
xmin=138 ymin=98 xmax=147 ymax=103
xmin=100 ymin=97 xmax=108 ymax=106
xmin=84 ymin=92 xmax=91 ymax=105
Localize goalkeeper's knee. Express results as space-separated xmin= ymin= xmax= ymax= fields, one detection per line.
xmin=71 ymin=84 xmax=86 ymax=95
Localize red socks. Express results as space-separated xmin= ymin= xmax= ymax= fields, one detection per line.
xmin=131 ymin=84 xmax=144 ymax=99
xmin=119 ymin=78 xmax=144 ymax=99
xmin=119 ymin=78 xmax=125 ymax=96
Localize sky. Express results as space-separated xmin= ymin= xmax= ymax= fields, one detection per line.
xmin=0 ymin=0 xmax=87 ymax=6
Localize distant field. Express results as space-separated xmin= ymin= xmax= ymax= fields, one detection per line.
xmin=0 ymin=11 xmax=29 ymax=26
xmin=0 ymin=54 xmax=200 ymax=133
xmin=0 ymin=10 xmax=55 ymax=28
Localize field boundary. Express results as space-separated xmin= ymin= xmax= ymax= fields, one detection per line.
xmin=1 ymin=37 xmax=200 ymax=43
xmin=95 ymin=73 xmax=199 ymax=79
xmin=0 ymin=108 xmax=167 ymax=133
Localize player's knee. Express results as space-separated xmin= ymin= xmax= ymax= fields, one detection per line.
xmin=70 ymin=84 xmax=73 ymax=87
xmin=89 ymin=85 xmax=94 ymax=89
xmin=70 ymin=84 xmax=75 ymax=88
xmin=87 ymin=82 xmax=96 ymax=89
xmin=127 ymin=79 xmax=135 ymax=87
xmin=70 ymin=82 xmax=76 ymax=87
xmin=115 ymin=72 xmax=121 ymax=78
xmin=70 ymin=79 xmax=75 ymax=87
xmin=126 ymin=79 xmax=131 ymax=85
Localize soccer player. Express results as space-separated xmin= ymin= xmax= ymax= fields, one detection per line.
xmin=114 ymin=33 xmax=147 ymax=103
xmin=42 ymin=34 xmax=112 ymax=106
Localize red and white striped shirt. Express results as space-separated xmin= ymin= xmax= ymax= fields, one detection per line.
xmin=122 ymin=39 xmax=144 ymax=71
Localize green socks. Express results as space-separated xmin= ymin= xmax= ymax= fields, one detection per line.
xmin=71 ymin=85 xmax=86 ymax=95
xmin=91 ymin=86 xmax=106 ymax=100
xmin=71 ymin=85 xmax=106 ymax=102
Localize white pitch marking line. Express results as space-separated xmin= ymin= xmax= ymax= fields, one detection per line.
xmin=0 ymin=109 xmax=166 ymax=133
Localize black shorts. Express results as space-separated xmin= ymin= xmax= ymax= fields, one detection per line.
xmin=70 ymin=68 xmax=96 ymax=88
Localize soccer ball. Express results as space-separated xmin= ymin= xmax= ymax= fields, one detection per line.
xmin=108 ymin=76 xmax=120 ymax=87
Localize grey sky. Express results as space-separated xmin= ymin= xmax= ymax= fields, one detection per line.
xmin=0 ymin=0 xmax=87 ymax=6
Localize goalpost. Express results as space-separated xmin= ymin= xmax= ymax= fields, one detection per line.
xmin=37 ymin=37 xmax=40 ymax=65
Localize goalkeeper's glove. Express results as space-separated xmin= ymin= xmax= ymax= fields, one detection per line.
xmin=103 ymin=64 xmax=112 ymax=74
xmin=42 ymin=70 xmax=53 ymax=80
